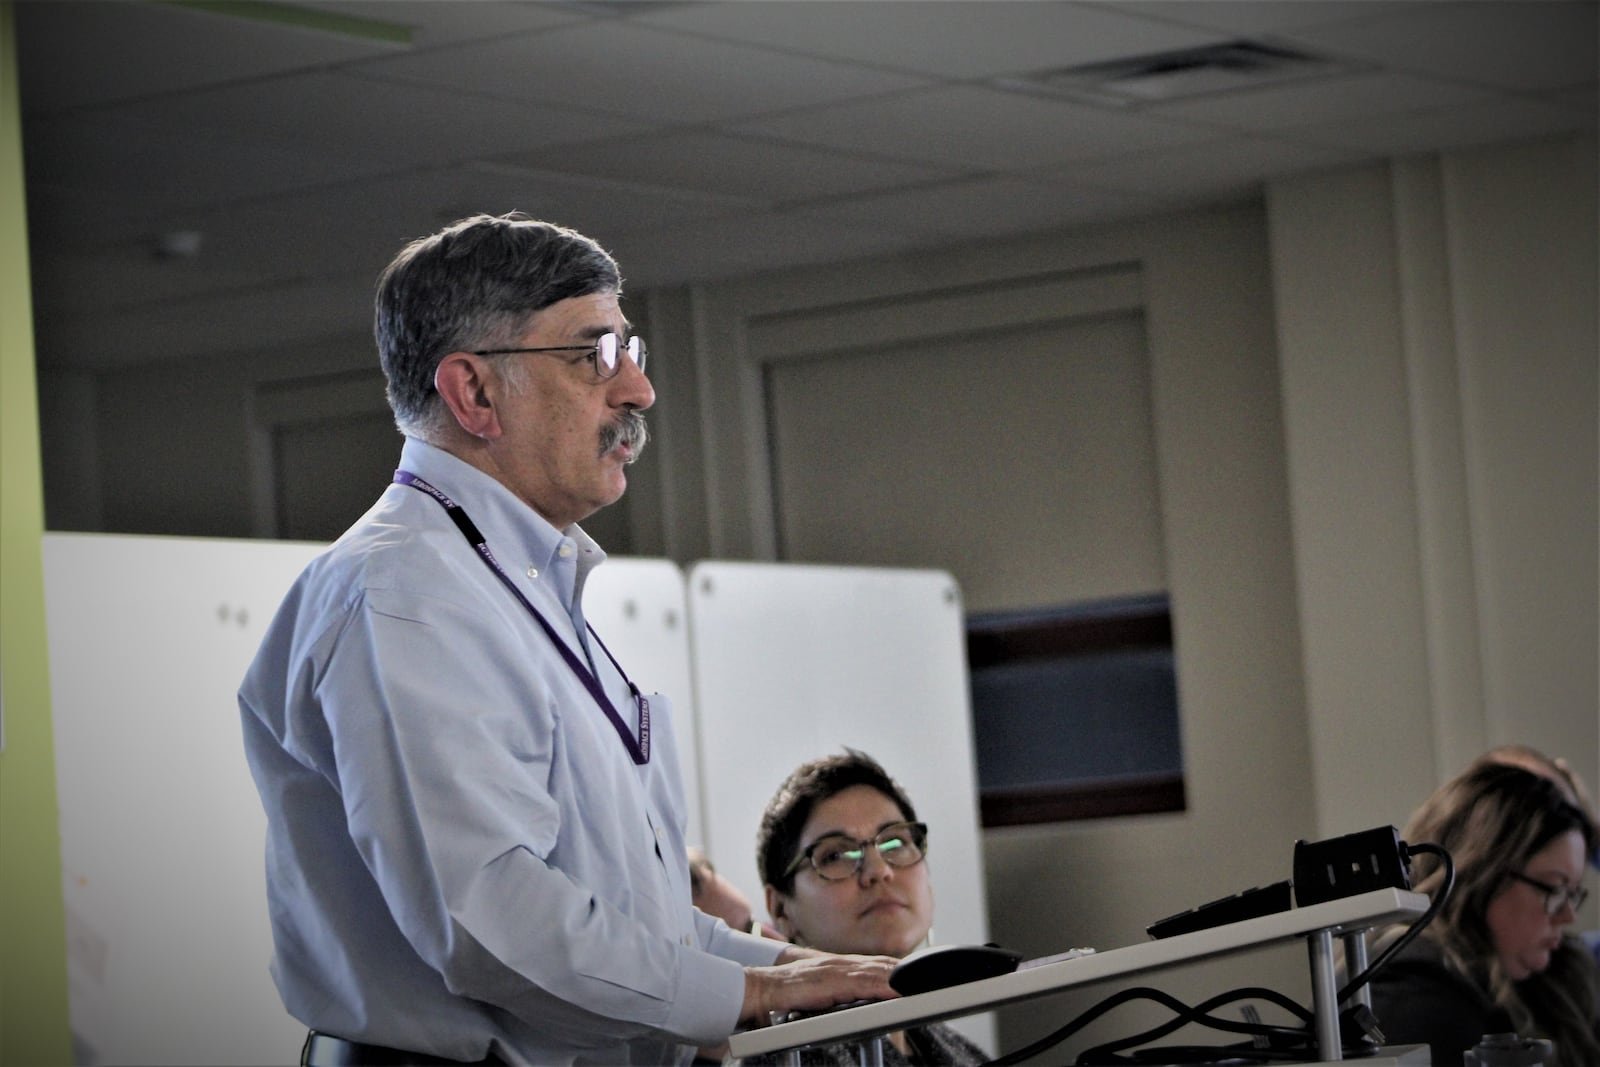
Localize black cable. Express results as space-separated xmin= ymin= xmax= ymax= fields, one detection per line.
xmin=985 ymin=986 xmax=1183 ymax=1066
xmin=984 ymin=985 xmax=1311 ymax=1066
xmin=1075 ymin=987 xmax=1313 ymax=1064
xmin=1335 ymin=840 xmax=1453 ymax=1003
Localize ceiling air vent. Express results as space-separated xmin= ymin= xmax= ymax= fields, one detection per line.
xmin=996 ymin=41 xmax=1363 ymax=108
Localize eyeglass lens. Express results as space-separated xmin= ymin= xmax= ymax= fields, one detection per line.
xmin=1521 ymin=872 xmax=1589 ymax=916
xmin=1549 ymin=883 xmax=1588 ymax=915
xmin=598 ymin=333 xmax=646 ymax=377
xmin=809 ymin=822 xmax=926 ymax=880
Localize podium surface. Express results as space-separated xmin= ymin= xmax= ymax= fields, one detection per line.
xmin=728 ymin=887 xmax=1429 ymax=1060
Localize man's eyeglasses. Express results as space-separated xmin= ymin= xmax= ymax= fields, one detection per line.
xmin=784 ymin=821 xmax=928 ymax=882
xmin=474 ymin=332 xmax=646 ymax=381
xmin=1509 ymin=871 xmax=1589 ymax=916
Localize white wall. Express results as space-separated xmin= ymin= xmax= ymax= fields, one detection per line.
xmin=1269 ymin=133 xmax=1598 ymax=836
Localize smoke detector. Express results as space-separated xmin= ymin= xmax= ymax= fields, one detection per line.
xmin=154 ymin=230 xmax=203 ymax=260
xmin=996 ymin=41 xmax=1364 ymax=109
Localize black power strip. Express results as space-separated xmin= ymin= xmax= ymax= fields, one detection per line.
xmin=1146 ymin=879 xmax=1294 ymax=939
xmin=1292 ymin=826 xmax=1412 ymax=907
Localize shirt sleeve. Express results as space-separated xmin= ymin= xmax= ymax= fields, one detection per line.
xmin=693 ymin=908 xmax=789 ymax=968
xmin=313 ymin=583 xmax=747 ymax=1046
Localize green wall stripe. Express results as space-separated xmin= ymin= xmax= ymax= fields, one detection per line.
xmin=0 ymin=0 xmax=73 ymax=1062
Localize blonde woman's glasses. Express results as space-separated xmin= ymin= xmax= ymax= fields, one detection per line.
xmin=1510 ymin=871 xmax=1588 ymax=915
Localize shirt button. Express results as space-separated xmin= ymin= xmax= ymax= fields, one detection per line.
xmin=526 ymin=565 xmax=539 ymax=578
xmin=558 ymin=543 xmax=574 ymax=559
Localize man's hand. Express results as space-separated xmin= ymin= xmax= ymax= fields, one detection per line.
xmin=740 ymin=953 xmax=899 ymax=1026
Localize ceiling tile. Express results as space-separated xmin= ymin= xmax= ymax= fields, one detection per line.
xmin=728 ymin=84 xmax=1217 ymax=169
xmin=1120 ymin=1 xmax=1398 ymax=37
xmin=1542 ymin=84 xmax=1600 ymax=115
xmin=456 ymin=160 xmax=760 ymax=232
xmin=100 ymin=71 xmax=651 ymax=167
xmin=637 ymin=1 xmax=1223 ymax=80
xmin=356 ymin=18 xmax=930 ymax=124
xmin=1152 ymin=71 xmax=1490 ymax=131
xmin=1048 ymin=134 xmax=1366 ymax=200
xmin=785 ymin=175 xmax=1162 ymax=242
xmin=300 ymin=0 xmax=585 ymax=48
xmin=28 ymin=246 xmax=276 ymax=318
xmin=15 ymin=0 xmax=408 ymax=112
xmin=38 ymin=273 xmax=379 ymax=373
xmin=1279 ymin=0 xmax=1600 ymax=93
xmin=503 ymin=130 xmax=963 ymax=204
xmin=20 ymin=184 xmax=175 ymax=248
xmin=22 ymin=112 xmax=409 ymax=215
xmin=603 ymin=212 xmax=933 ymax=289
xmin=1294 ymin=97 xmax=1599 ymax=156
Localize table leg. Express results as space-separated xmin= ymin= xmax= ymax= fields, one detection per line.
xmin=1308 ymin=929 xmax=1341 ymax=1060
xmin=1341 ymin=931 xmax=1371 ymax=1011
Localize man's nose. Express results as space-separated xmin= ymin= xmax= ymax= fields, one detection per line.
xmin=609 ymin=347 xmax=654 ymax=410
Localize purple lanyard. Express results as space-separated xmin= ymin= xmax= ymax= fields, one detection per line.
xmin=394 ymin=470 xmax=650 ymax=765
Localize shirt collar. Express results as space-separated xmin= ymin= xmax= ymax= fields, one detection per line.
xmin=397 ymin=437 xmax=609 ymax=610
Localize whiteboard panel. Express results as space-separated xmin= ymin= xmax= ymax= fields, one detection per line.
xmin=584 ymin=557 xmax=704 ymax=847
xmin=687 ymin=561 xmax=994 ymax=1052
xmin=44 ymin=532 xmax=321 ymax=1066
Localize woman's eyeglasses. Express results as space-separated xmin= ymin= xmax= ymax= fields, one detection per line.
xmin=1509 ymin=870 xmax=1589 ymax=916
xmin=784 ymin=821 xmax=928 ymax=882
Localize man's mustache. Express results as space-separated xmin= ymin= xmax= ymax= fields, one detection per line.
xmin=599 ymin=410 xmax=648 ymax=462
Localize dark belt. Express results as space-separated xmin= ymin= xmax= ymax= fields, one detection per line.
xmin=301 ymin=1030 xmax=504 ymax=1067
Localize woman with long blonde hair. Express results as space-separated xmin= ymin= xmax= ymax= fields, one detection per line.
xmin=1367 ymin=762 xmax=1600 ymax=1064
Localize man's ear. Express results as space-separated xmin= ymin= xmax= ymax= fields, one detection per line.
xmin=434 ymin=352 xmax=503 ymax=439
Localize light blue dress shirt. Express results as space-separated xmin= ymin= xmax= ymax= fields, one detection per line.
xmin=240 ymin=438 xmax=781 ymax=1066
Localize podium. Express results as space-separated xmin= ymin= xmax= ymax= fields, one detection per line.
xmin=728 ymin=888 xmax=1431 ymax=1063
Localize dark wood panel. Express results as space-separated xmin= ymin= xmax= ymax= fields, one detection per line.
xmin=980 ymin=772 xmax=1186 ymax=827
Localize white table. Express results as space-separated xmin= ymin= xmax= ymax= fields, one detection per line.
xmin=728 ymin=887 xmax=1430 ymax=1062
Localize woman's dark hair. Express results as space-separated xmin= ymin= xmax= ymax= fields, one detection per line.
xmin=757 ymin=749 xmax=918 ymax=894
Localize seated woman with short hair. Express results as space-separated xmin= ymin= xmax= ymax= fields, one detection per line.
xmin=744 ymin=749 xmax=986 ymax=1066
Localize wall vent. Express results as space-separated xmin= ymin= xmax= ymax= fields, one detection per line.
xmin=995 ymin=40 xmax=1364 ymax=108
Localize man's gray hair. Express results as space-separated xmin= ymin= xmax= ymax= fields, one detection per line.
xmin=374 ymin=212 xmax=622 ymax=439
